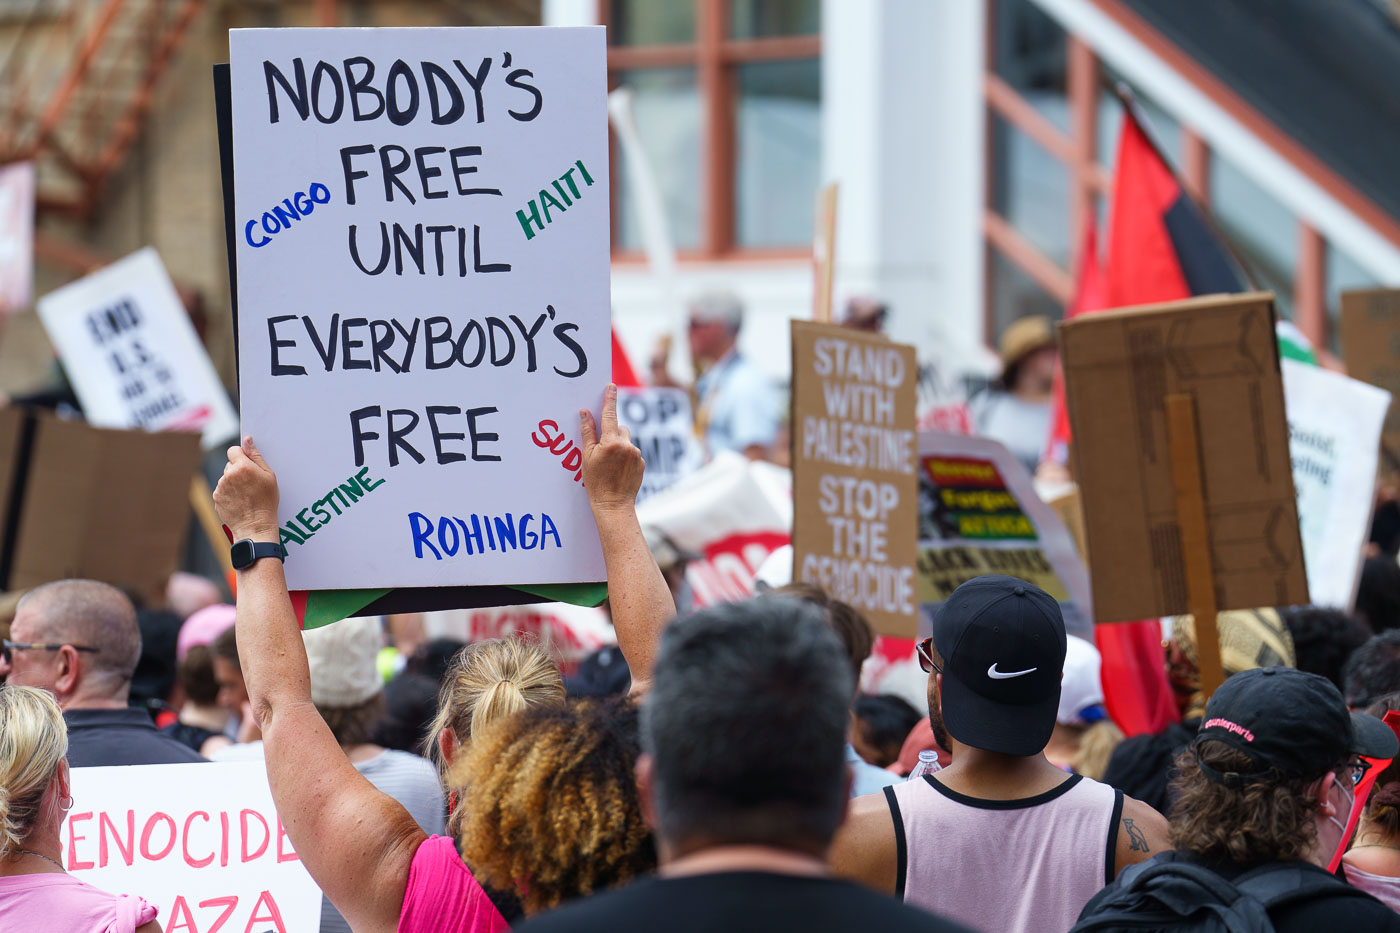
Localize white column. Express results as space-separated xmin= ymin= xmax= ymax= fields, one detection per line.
xmin=541 ymin=0 xmax=596 ymax=27
xmin=822 ymin=0 xmax=994 ymax=384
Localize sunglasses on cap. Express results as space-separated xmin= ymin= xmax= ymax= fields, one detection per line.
xmin=916 ymin=637 xmax=942 ymax=675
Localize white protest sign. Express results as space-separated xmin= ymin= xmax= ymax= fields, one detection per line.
xmin=616 ymin=387 xmax=704 ymax=501
xmin=230 ymin=27 xmax=610 ymax=591
xmin=66 ymin=762 xmax=320 ymax=933
xmin=1283 ymin=359 xmax=1390 ymax=609
xmin=636 ymin=451 xmax=792 ymax=606
xmin=0 ymin=160 xmax=34 ymax=312
xmin=36 ymin=248 xmax=239 ymax=449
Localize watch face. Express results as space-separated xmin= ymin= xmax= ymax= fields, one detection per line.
xmin=230 ymin=540 xmax=255 ymax=569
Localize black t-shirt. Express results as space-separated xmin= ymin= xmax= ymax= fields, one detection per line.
xmin=514 ymin=871 xmax=973 ymax=933
xmin=1188 ymin=854 xmax=1400 ymax=933
xmin=64 ymin=708 xmax=207 ymax=767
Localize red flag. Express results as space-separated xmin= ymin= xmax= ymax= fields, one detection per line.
xmin=611 ymin=330 xmax=641 ymax=388
xmin=1086 ymin=107 xmax=1241 ymax=737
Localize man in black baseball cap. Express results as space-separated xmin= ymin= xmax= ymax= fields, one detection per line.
xmin=1076 ymin=667 xmax=1400 ymax=931
xmin=832 ymin=576 xmax=1170 ymax=933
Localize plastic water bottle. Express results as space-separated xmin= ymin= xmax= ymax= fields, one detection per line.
xmin=908 ymin=749 xmax=942 ymax=780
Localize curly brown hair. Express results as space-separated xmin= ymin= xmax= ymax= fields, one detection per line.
xmin=1169 ymin=741 xmax=1338 ymax=864
xmin=1363 ymin=693 xmax=1400 ymax=836
xmin=452 ymin=697 xmax=655 ymax=914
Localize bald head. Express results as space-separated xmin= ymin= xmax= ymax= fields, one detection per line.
xmin=14 ymin=580 xmax=141 ymax=701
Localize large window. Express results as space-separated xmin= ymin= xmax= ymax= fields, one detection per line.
xmin=985 ymin=0 xmax=1357 ymax=353
xmin=605 ymin=0 xmax=821 ymax=258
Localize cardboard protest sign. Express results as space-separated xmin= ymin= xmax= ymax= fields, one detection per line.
xmin=1060 ymin=292 xmax=1308 ymax=622
xmin=67 ymin=762 xmax=320 ymax=933
xmin=37 ymin=248 xmax=239 ymax=450
xmin=636 ymin=451 xmax=792 ymax=607
xmin=790 ymin=321 xmax=918 ymax=637
xmin=0 ymin=409 xmax=202 ymax=604
xmin=616 ymin=386 xmax=703 ymax=501
xmin=1283 ymin=359 xmax=1390 ymax=609
xmin=916 ymin=431 xmax=1093 ymax=638
xmin=0 ymin=161 xmax=34 ymax=312
xmin=1340 ymin=288 xmax=1400 ymax=476
xmin=228 ymin=28 xmax=610 ymax=593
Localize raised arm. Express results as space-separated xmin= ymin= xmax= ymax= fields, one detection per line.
xmin=213 ymin=438 xmax=424 ymax=933
xmin=580 ymin=384 xmax=676 ymax=694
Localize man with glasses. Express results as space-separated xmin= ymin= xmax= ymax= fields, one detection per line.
xmin=1074 ymin=667 xmax=1400 ymax=930
xmin=830 ymin=575 xmax=1168 ymax=933
xmin=1 ymin=579 xmax=204 ymax=766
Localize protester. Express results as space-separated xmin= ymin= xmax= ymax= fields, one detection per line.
xmin=160 ymin=645 xmax=232 ymax=756
xmin=426 ymin=637 xmax=567 ymax=834
xmin=1358 ymin=556 xmax=1400 ymax=633
xmin=1342 ymin=692 xmax=1400 ymax=910
xmin=1282 ymin=605 xmax=1371 ymax=691
xmin=1345 ymin=631 xmax=1400 ymax=709
xmin=210 ymin=626 xmax=256 ymax=743
xmin=0 ymin=580 xmax=203 ymax=766
xmin=852 ymin=694 xmax=922 ymax=769
xmin=0 ymin=684 xmax=161 ymax=932
xmin=514 ymin=599 xmax=971 ymax=933
xmin=1103 ymin=608 xmax=1295 ymax=813
xmin=211 ymin=385 xmax=673 ymax=933
xmin=1045 ymin=635 xmax=1123 ymax=780
xmin=774 ymin=582 xmax=897 ymax=796
xmin=373 ymin=673 xmax=441 ymax=755
xmin=129 ymin=608 xmax=182 ymax=722
xmin=673 ymin=291 xmax=780 ymax=460
xmin=1074 ymin=668 xmax=1400 ymax=930
xmin=970 ymin=314 xmax=1058 ymax=474
xmin=456 ymin=697 xmax=655 ymax=915
xmin=176 ymin=603 xmax=236 ymax=662
xmin=831 ymin=575 xmax=1168 ymax=933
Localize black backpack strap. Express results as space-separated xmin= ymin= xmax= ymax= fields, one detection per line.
xmin=1234 ymin=861 xmax=1377 ymax=910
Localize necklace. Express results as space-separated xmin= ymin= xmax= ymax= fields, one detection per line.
xmin=1351 ymin=842 xmax=1400 ymax=853
xmin=12 ymin=848 xmax=64 ymax=871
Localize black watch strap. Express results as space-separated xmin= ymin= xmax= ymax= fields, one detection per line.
xmin=230 ymin=539 xmax=288 ymax=571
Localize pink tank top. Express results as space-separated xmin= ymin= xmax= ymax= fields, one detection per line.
xmin=886 ymin=772 xmax=1121 ymax=933
xmin=0 ymin=872 xmax=157 ymax=933
xmin=398 ymin=836 xmax=511 ymax=933
xmin=1344 ymin=864 xmax=1400 ymax=913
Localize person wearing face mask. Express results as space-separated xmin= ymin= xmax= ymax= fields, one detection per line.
xmin=1073 ymin=667 xmax=1400 ymax=931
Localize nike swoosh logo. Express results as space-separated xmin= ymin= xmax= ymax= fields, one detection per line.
xmin=987 ymin=663 xmax=1037 ymax=680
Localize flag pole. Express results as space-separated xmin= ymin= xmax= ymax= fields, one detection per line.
xmin=1109 ymin=82 xmax=1262 ymax=293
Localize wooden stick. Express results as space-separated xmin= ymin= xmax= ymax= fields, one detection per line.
xmin=189 ymin=474 xmax=233 ymax=575
xmin=812 ymin=183 xmax=838 ymax=323
xmin=1165 ymin=393 xmax=1225 ymax=699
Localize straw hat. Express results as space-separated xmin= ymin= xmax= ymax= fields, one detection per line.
xmin=998 ymin=315 xmax=1056 ymax=369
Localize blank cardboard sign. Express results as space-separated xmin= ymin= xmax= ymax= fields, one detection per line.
xmin=1060 ymin=292 xmax=1308 ymax=622
xmin=6 ymin=412 xmax=202 ymax=604
xmin=1340 ymin=288 xmax=1400 ymax=477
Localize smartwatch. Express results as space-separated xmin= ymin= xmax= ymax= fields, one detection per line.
xmin=230 ymin=539 xmax=288 ymax=571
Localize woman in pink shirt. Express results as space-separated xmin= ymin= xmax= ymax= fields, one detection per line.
xmin=213 ymin=386 xmax=674 ymax=933
xmin=0 ymin=685 xmax=161 ymax=933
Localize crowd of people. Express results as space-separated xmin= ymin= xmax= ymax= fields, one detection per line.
xmin=5 ymin=304 xmax=1400 ymax=932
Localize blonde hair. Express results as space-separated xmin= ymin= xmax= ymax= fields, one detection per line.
xmin=1071 ymin=720 xmax=1125 ymax=782
xmin=429 ymin=639 xmax=565 ymax=830
xmin=0 ymin=686 xmax=68 ymax=856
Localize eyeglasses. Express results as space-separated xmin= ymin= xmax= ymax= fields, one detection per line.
xmin=2 ymin=639 xmax=99 ymax=663
xmin=916 ymin=637 xmax=942 ymax=675
xmin=1343 ymin=758 xmax=1370 ymax=788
